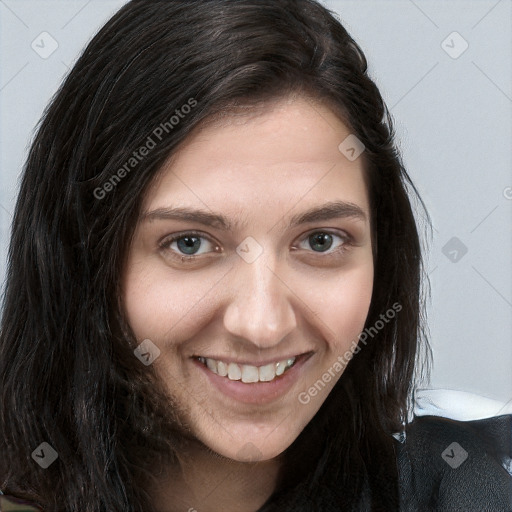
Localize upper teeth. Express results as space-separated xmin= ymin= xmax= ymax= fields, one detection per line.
xmin=197 ymin=356 xmax=296 ymax=383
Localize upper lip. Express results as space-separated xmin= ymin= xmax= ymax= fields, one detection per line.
xmin=193 ymin=351 xmax=314 ymax=367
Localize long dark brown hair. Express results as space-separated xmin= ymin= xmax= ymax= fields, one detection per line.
xmin=0 ymin=1 xmax=430 ymax=510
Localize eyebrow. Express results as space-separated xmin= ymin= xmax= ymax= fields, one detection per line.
xmin=140 ymin=200 xmax=367 ymax=230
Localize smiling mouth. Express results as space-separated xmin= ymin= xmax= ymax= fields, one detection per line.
xmin=194 ymin=354 xmax=309 ymax=384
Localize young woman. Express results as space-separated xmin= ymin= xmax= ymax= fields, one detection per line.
xmin=0 ymin=1 xmax=510 ymax=511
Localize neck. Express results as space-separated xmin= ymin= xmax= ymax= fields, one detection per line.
xmin=150 ymin=440 xmax=283 ymax=512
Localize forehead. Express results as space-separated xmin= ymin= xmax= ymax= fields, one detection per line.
xmin=141 ymin=95 xmax=370 ymax=223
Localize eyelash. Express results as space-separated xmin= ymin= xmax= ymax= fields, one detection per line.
xmin=158 ymin=230 xmax=353 ymax=263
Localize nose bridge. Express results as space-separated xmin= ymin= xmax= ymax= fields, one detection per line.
xmin=223 ymin=252 xmax=297 ymax=348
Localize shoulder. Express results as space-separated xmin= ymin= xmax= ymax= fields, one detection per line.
xmin=396 ymin=414 xmax=512 ymax=511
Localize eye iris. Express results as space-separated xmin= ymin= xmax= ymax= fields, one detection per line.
xmin=309 ymin=233 xmax=333 ymax=252
xmin=177 ymin=236 xmax=201 ymax=255
xmin=174 ymin=234 xmax=336 ymax=256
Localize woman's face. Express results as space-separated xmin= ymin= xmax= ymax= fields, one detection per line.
xmin=121 ymin=95 xmax=374 ymax=462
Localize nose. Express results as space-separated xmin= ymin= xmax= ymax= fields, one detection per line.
xmin=222 ymin=254 xmax=297 ymax=350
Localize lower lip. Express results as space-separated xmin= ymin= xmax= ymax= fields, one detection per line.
xmin=192 ymin=353 xmax=313 ymax=405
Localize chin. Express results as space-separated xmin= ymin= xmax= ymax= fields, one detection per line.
xmin=196 ymin=418 xmax=310 ymax=463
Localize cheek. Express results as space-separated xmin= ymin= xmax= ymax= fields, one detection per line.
xmin=292 ymin=263 xmax=373 ymax=408
xmin=122 ymin=265 xmax=160 ymax=340
xmin=121 ymin=262 xmax=221 ymax=341
xmin=304 ymin=261 xmax=374 ymax=353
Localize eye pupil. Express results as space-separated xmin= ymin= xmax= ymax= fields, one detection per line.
xmin=177 ymin=236 xmax=201 ymax=255
xmin=309 ymin=233 xmax=333 ymax=252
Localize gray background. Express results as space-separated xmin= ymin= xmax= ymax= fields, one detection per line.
xmin=1 ymin=0 xmax=511 ymax=403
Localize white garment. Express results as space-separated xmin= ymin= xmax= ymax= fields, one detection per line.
xmin=413 ymin=388 xmax=512 ymax=421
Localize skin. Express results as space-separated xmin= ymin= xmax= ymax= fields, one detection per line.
xmin=121 ymin=95 xmax=374 ymax=512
